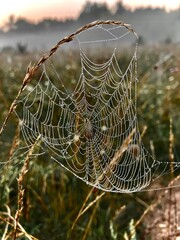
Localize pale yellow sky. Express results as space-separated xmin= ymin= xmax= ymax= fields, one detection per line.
xmin=0 ymin=0 xmax=179 ymax=26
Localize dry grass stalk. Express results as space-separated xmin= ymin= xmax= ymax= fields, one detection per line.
xmin=8 ymin=123 xmax=20 ymax=160
xmin=1 ymin=205 xmax=11 ymax=240
xmin=169 ymin=118 xmax=174 ymax=177
xmin=68 ymin=187 xmax=94 ymax=237
xmin=68 ymin=190 xmax=105 ymax=238
xmin=0 ymin=213 xmax=38 ymax=240
xmin=1 ymin=204 xmax=38 ymax=240
xmin=13 ymin=135 xmax=41 ymax=240
xmin=82 ymin=200 xmax=99 ymax=240
xmin=168 ymin=118 xmax=176 ymax=238
xmin=109 ymin=128 xmax=135 ymax=168
xmin=101 ymin=128 xmax=136 ymax=182
xmin=78 ymin=192 xmax=105 ymax=220
xmin=140 ymin=125 xmax=147 ymax=138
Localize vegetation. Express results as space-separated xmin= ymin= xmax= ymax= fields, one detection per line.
xmin=0 ymin=35 xmax=180 ymax=239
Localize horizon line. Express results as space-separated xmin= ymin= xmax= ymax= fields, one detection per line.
xmin=0 ymin=4 xmax=179 ymax=27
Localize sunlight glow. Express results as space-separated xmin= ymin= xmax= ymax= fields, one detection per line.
xmin=128 ymin=0 xmax=179 ymax=10
xmin=0 ymin=0 xmax=30 ymax=19
xmin=0 ymin=0 xmax=179 ymax=27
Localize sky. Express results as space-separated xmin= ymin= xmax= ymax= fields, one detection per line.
xmin=0 ymin=0 xmax=179 ymax=27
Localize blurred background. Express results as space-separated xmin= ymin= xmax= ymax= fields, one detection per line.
xmin=0 ymin=0 xmax=180 ymax=51
xmin=0 ymin=1 xmax=180 ymax=240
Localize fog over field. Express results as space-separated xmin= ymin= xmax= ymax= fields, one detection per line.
xmin=0 ymin=2 xmax=180 ymax=51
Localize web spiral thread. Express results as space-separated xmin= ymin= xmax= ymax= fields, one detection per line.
xmin=9 ymin=22 xmax=180 ymax=193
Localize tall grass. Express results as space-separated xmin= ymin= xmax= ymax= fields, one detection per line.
xmin=0 ymin=24 xmax=180 ymax=239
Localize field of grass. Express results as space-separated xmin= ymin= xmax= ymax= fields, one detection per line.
xmin=0 ymin=42 xmax=180 ymax=240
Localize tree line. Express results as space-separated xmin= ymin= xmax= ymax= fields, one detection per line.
xmin=0 ymin=1 xmax=178 ymax=32
xmin=0 ymin=1 xmax=180 ymax=44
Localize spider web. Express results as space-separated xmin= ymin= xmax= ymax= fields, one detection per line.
xmin=11 ymin=23 xmax=179 ymax=193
